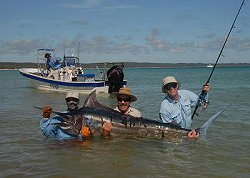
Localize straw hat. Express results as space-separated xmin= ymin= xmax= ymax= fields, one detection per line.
xmin=65 ymin=91 xmax=80 ymax=100
xmin=162 ymin=76 xmax=178 ymax=93
xmin=117 ymin=87 xmax=137 ymax=102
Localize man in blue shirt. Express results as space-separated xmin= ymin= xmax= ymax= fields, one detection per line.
xmin=40 ymin=92 xmax=86 ymax=140
xmin=40 ymin=91 xmax=110 ymax=140
xmin=159 ymin=76 xmax=210 ymax=137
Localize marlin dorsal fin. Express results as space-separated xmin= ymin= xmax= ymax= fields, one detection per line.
xmin=83 ymin=89 xmax=99 ymax=107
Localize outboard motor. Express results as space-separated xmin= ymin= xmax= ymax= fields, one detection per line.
xmin=107 ymin=65 xmax=124 ymax=93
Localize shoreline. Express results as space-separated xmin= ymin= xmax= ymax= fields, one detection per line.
xmin=1 ymin=62 xmax=250 ymax=70
xmin=0 ymin=68 xmax=19 ymax=70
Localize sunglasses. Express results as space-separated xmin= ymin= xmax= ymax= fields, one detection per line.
xmin=117 ymin=96 xmax=131 ymax=102
xmin=66 ymin=97 xmax=79 ymax=102
xmin=165 ymin=82 xmax=178 ymax=90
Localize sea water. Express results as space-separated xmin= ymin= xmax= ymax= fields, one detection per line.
xmin=0 ymin=67 xmax=249 ymax=177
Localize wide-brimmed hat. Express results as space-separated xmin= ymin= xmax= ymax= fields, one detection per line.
xmin=65 ymin=91 xmax=79 ymax=100
xmin=162 ymin=76 xmax=178 ymax=93
xmin=117 ymin=87 xmax=137 ymax=102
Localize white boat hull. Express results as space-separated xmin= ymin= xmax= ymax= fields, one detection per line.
xmin=19 ymin=68 xmax=110 ymax=94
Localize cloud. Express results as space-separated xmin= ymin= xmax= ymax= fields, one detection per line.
xmin=0 ymin=39 xmax=47 ymax=55
xmin=145 ymin=29 xmax=196 ymax=53
xmin=145 ymin=35 xmax=167 ymax=50
xmin=69 ymin=19 xmax=88 ymax=27
xmin=1 ymin=32 xmax=249 ymax=62
xmin=199 ymin=32 xmax=217 ymax=39
xmin=78 ymin=36 xmax=144 ymax=55
xmin=63 ymin=0 xmax=136 ymax=14
xmin=103 ymin=4 xmax=137 ymax=13
xmin=63 ymin=0 xmax=103 ymax=9
xmin=226 ymin=36 xmax=250 ymax=51
xmin=145 ymin=29 xmax=167 ymax=51
xmin=198 ymin=35 xmax=250 ymax=51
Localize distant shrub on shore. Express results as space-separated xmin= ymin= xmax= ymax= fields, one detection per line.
xmin=0 ymin=62 xmax=249 ymax=69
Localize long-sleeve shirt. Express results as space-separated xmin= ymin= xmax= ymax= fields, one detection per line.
xmin=40 ymin=116 xmax=77 ymax=140
xmin=159 ymin=90 xmax=207 ymax=129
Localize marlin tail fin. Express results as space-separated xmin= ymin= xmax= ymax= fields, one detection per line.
xmin=196 ymin=105 xmax=229 ymax=136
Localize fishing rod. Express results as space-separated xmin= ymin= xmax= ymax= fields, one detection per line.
xmin=191 ymin=0 xmax=245 ymax=120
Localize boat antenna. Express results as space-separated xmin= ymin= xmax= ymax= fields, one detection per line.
xmin=77 ymin=41 xmax=80 ymax=66
xmin=64 ymin=40 xmax=66 ymax=56
xmin=191 ymin=0 xmax=245 ymax=120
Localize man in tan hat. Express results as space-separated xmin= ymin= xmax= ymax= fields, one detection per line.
xmin=159 ymin=76 xmax=210 ymax=138
xmin=114 ymin=87 xmax=141 ymax=117
xmin=102 ymin=87 xmax=141 ymax=138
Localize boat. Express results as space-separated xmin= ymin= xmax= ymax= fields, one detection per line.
xmin=206 ymin=64 xmax=214 ymax=68
xmin=19 ymin=48 xmax=126 ymax=94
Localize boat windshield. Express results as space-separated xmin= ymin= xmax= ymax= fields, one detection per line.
xmin=63 ymin=56 xmax=79 ymax=67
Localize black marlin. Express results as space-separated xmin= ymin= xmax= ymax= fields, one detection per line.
xmin=50 ymin=90 xmax=228 ymax=140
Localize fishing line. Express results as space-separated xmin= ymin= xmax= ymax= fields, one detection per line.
xmin=191 ymin=0 xmax=245 ymax=120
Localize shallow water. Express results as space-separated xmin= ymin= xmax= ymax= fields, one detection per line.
xmin=0 ymin=67 xmax=250 ymax=177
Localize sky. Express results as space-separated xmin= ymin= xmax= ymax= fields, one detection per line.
xmin=0 ymin=0 xmax=249 ymax=63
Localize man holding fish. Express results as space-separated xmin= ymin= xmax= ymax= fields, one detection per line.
xmin=40 ymin=92 xmax=87 ymax=139
xmin=102 ymin=87 xmax=141 ymax=137
xmin=40 ymin=82 xmax=211 ymax=140
xmin=159 ymin=76 xmax=210 ymax=138
xmin=40 ymin=88 xmax=141 ymax=139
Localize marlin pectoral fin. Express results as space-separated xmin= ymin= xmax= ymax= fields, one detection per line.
xmin=52 ymin=122 xmax=69 ymax=127
xmin=54 ymin=122 xmax=80 ymax=137
xmin=59 ymin=127 xmax=79 ymax=137
xmin=196 ymin=105 xmax=230 ymax=136
xmin=52 ymin=111 xmax=69 ymax=117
